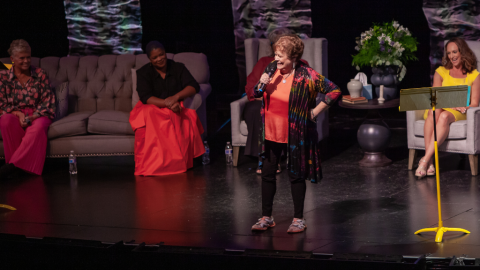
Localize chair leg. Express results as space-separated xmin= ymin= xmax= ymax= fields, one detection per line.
xmin=408 ymin=149 xmax=417 ymax=170
xmin=233 ymin=146 xmax=240 ymax=167
xmin=468 ymin=154 xmax=478 ymax=176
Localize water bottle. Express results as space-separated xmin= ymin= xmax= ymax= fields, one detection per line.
xmin=69 ymin=150 xmax=77 ymax=174
xmin=225 ymin=142 xmax=233 ymax=165
xmin=202 ymin=141 xmax=210 ymax=165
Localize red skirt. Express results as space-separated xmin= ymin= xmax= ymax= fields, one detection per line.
xmin=129 ymin=101 xmax=205 ymax=176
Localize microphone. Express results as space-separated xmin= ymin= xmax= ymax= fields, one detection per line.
xmin=257 ymin=69 xmax=276 ymax=93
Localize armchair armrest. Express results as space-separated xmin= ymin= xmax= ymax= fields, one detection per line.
xmin=466 ymin=107 xmax=480 ymax=154
xmin=230 ymin=96 xmax=249 ymax=146
xmin=184 ymin=94 xmax=202 ymax=111
xmin=407 ymin=110 xmax=424 ymax=148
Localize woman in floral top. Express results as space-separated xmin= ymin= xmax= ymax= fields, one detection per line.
xmin=250 ymin=35 xmax=341 ymax=233
xmin=0 ymin=39 xmax=55 ymax=179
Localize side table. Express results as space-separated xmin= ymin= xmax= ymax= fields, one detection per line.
xmin=338 ymin=98 xmax=400 ymax=167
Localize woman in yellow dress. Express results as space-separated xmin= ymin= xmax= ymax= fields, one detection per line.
xmin=417 ymin=37 xmax=480 ymax=178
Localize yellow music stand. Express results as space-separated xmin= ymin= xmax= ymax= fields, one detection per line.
xmin=0 ymin=204 xmax=16 ymax=211
xmin=400 ymin=85 xmax=471 ymax=242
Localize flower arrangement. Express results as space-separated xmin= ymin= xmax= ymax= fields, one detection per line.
xmin=352 ymin=21 xmax=419 ymax=81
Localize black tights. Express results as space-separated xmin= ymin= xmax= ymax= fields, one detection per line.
xmin=261 ymin=140 xmax=306 ymax=219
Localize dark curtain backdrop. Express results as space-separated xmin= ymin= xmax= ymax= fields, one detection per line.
xmin=0 ymin=0 xmax=431 ymax=96
xmin=423 ymin=0 xmax=480 ymax=79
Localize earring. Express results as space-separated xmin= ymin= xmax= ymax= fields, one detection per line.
xmin=293 ymin=62 xmax=295 ymax=69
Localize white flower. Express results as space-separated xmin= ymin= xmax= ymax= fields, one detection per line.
xmin=405 ymin=28 xmax=411 ymax=36
xmin=398 ymin=25 xmax=405 ymax=32
xmin=393 ymin=21 xmax=399 ymax=29
xmin=385 ymin=36 xmax=392 ymax=43
xmin=355 ymin=46 xmax=360 ymax=51
xmin=393 ymin=42 xmax=401 ymax=49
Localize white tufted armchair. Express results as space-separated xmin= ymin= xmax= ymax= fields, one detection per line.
xmin=230 ymin=38 xmax=330 ymax=166
xmin=407 ymin=40 xmax=480 ymax=175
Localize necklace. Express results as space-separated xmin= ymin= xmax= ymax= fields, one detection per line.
xmin=281 ymin=69 xmax=294 ymax=83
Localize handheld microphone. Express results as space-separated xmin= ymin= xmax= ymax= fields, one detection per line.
xmin=258 ymin=69 xmax=275 ymax=93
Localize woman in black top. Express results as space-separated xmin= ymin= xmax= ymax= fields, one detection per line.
xmin=129 ymin=41 xmax=205 ymax=176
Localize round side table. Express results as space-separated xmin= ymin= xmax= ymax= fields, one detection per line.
xmin=338 ymin=98 xmax=400 ymax=167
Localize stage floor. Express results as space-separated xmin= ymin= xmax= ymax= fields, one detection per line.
xmin=0 ymin=126 xmax=479 ymax=258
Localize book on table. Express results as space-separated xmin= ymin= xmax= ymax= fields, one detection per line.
xmin=342 ymin=95 xmax=367 ymax=104
xmin=342 ymin=98 xmax=368 ymax=104
xmin=342 ymin=95 xmax=367 ymax=101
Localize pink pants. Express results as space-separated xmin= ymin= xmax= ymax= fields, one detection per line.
xmin=0 ymin=112 xmax=52 ymax=175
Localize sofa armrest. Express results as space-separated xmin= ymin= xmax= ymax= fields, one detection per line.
xmin=466 ymin=107 xmax=480 ymax=154
xmin=407 ymin=110 xmax=424 ymax=148
xmin=184 ymin=94 xmax=202 ymax=111
xmin=230 ymin=96 xmax=249 ymax=146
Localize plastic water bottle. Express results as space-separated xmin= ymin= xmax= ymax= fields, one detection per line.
xmin=225 ymin=142 xmax=233 ymax=165
xmin=202 ymin=141 xmax=210 ymax=165
xmin=69 ymin=150 xmax=77 ymax=174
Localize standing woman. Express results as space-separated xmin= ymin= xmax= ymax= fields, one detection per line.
xmin=417 ymin=37 xmax=480 ymax=178
xmin=0 ymin=39 xmax=56 ymax=179
xmin=251 ymin=35 xmax=341 ymax=233
xmin=244 ymin=28 xmax=295 ymax=174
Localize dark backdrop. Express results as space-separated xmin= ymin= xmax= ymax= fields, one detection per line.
xmin=0 ymin=0 xmax=431 ymax=102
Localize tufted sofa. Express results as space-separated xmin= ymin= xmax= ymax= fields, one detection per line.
xmin=0 ymin=53 xmax=211 ymax=158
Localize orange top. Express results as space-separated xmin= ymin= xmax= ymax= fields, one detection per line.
xmin=264 ymin=70 xmax=293 ymax=144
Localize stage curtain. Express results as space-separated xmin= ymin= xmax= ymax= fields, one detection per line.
xmin=64 ymin=0 xmax=143 ymax=56
xmin=423 ymin=0 xmax=480 ymax=79
xmin=230 ymin=0 xmax=312 ymax=89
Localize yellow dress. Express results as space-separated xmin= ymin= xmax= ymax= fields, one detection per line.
xmin=424 ymin=66 xmax=479 ymax=121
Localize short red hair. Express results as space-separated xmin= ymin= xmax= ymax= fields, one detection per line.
xmin=273 ymin=35 xmax=304 ymax=61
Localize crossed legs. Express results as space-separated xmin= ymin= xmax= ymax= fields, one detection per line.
xmin=417 ymin=109 xmax=456 ymax=177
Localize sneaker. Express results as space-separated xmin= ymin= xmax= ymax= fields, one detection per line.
xmin=251 ymin=216 xmax=275 ymax=231
xmin=287 ymin=218 xmax=306 ymax=233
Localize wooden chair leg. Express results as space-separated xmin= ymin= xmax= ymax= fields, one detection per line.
xmin=408 ymin=149 xmax=417 ymax=170
xmin=233 ymin=146 xmax=240 ymax=167
xmin=468 ymin=154 xmax=478 ymax=176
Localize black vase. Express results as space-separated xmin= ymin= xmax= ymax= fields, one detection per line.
xmin=371 ymin=66 xmax=400 ymax=100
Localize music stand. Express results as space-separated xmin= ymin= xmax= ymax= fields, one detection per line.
xmin=400 ymin=85 xmax=471 ymax=242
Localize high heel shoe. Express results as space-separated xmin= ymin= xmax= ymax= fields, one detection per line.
xmin=415 ymin=159 xmax=428 ymax=179
xmin=427 ymin=164 xmax=435 ymax=176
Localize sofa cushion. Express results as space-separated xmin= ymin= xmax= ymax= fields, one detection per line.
xmin=131 ymin=68 xmax=140 ymax=108
xmin=48 ymin=111 xmax=94 ymax=139
xmin=88 ymin=110 xmax=134 ymax=135
xmin=240 ymin=120 xmax=248 ymax=136
xmin=414 ymin=119 xmax=467 ymax=139
xmin=173 ymin=53 xmax=209 ymax=84
xmin=54 ymin=82 xmax=69 ymax=122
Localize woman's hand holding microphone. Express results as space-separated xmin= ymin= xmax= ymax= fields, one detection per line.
xmin=258 ymin=73 xmax=272 ymax=89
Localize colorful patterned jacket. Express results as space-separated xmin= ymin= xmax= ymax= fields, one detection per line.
xmin=254 ymin=60 xmax=341 ymax=183
xmin=0 ymin=66 xmax=56 ymax=119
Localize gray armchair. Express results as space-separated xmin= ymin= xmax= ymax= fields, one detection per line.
xmin=230 ymin=38 xmax=329 ymax=166
xmin=407 ymin=40 xmax=480 ymax=175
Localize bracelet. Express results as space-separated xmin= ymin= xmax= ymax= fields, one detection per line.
xmin=309 ymin=110 xmax=317 ymax=123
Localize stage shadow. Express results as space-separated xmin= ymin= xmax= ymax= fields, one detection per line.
xmin=356 ymin=242 xmax=439 ymax=256
xmin=316 ymin=197 xmax=408 ymax=225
